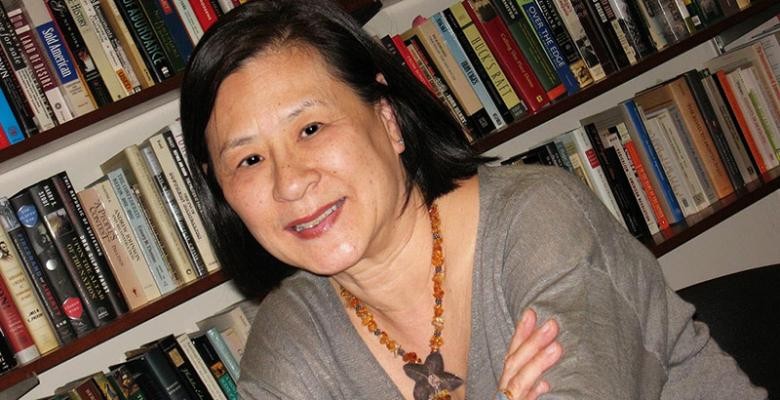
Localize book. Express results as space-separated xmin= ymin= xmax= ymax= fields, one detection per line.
xmin=8 ymin=190 xmax=95 ymax=336
xmin=56 ymin=375 xmax=106 ymax=400
xmin=5 ymin=0 xmax=74 ymax=124
xmin=573 ymin=0 xmax=630 ymax=69
xmin=567 ymin=0 xmax=619 ymax=76
xmin=113 ymin=0 xmax=174 ymax=83
xmin=22 ymin=0 xmax=97 ymax=117
xmin=103 ymin=167 xmax=179 ymax=294
xmin=97 ymin=0 xmax=154 ymax=89
xmin=102 ymin=145 xmax=198 ymax=286
xmin=0 ymin=220 xmax=59 ymax=355
xmin=123 ymin=344 xmax=194 ymax=400
xmin=715 ymin=8 xmax=780 ymax=52
xmin=0 ymin=52 xmax=36 ymax=140
xmin=175 ymin=333 xmax=228 ymax=400
xmin=190 ymin=332 xmax=238 ymax=399
xmin=607 ymin=0 xmax=657 ymax=58
xmin=107 ymin=362 xmax=147 ymax=400
xmin=0 ymin=329 xmax=16 ymax=372
xmin=152 ymin=334 xmax=211 ymax=399
xmin=195 ymin=302 xmax=251 ymax=362
xmin=44 ymin=0 xmax=113 ymax=107
xmin=380 ymin=33 xmax=434 ymax=93
xmin=195 ymin=326 xmax=239 ymax=383
xmin=488 ymin=0 xmax=565 ymax=101
xmin=27 ymin=177 xmax=117 ymax=327
xmin=83 ymin=0 xmax=143 ymax=92
xmin=169 ymin=0 xmax=203 ymax=45
xmin=463 ymin=0 xmax=549 ymax=112
xmin=535 ymin=0 xmax=594 ymax=88
xmin=551 ymin=0 xmax=607 ymax=81
xmin=0 ymin=197 xmax=77 ymax=344
xmin=53 ymin=172 xmax=128 ymax=316
xmin=137 ymin=0 xmax=186 ymax=73
xmin=92 ymin=371 xmax=123 ymax=400
xmin=739 ymin=66 xmax=780 ymax=162
xmin=0 ymin=272 xmax=40 ymax=364
xmin=186 ymin=0 xmax=217 ymax=32
xmin=445 ymin=3 xmax=526 ymax=122
xmin=147 ymin=129 xmax=218 ymax=273
xmin=559 ymin=130 xmax=595 ymax=188
xmin=78 ymin=181 xmax=160 ymax=309
xmin=0 ymin=1 xmax=56 ymax=131
xmin=140 ymin=143 xmax=207 ymax=277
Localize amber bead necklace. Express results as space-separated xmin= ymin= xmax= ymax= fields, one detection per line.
xmin=339 ymin=203 xmax=463 ymax=400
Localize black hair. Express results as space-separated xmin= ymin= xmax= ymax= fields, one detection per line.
xmin=180 ymin=0 xmax=492 ymax=296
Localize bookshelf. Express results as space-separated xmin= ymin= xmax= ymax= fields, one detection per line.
xmin=0 ymin=0 xmax=777 ymax=397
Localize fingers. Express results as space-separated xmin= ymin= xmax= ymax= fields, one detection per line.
xmin=505 ymin=341 xmax=561 ymax=399
xmin=505 ymin=309 xmax=537 ymax=358
xmin=499 ymin=316 xmax=559 ymax=388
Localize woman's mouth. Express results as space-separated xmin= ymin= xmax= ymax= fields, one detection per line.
xmin=288 ymin=198 xmax=346 ymax=237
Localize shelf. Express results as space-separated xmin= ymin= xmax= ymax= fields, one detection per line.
xmin=469 ymin=0 xmax=777 ymax=154
xmin=0 ymin=270 xmax=231 ymax=392
xmin=647 ymin=167 xmax=780 ymax=257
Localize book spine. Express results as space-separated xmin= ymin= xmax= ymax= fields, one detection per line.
xmin=26 ymin=0 xmax=97 ymax=117
xmin=53 ymin=172 xmax=128 ymax=316
xmin=169 ymin=0 xmax=202 ymax=44
xmin=741 ymin=67 xmax=780 ymax=159
xmin=163 ymin=129 xmax=204 ymax=215
xmin=158 ymin=335 xmax=211 ymax=400
xmin=7 ymin=5 xmax=73 ymax=125
xmin=663 ymin=106 xmax=712 ymax=208
xmin=45 ymin=0 xmax=113 ymax=106
xmin=447 ymin=3 xmax=526 ymax=121
xmin=576 ymin=0 xmax=630 ymax=69
xmin=560 ymin=131 xmax=595 ymax=188
xmin=608 ymin=127 xmax=660 ymax=234
xmin=623 ymin=134 xmax=670 ymax=230
xmin=622 ymin=99 xmax=684 ymax=223
xmin=0 ymin=2 xmax=56 ymax=131
xmin=634 ymin=0 xmax=670 ymax=50
xmin=553 ymin=138 xmax=574 ymax=171
xmin=8 ymin=191 xmax=94 ymax=335
xmin=597 ymin=0 xmax=638 ymax=65
xmin=108 ymin=362 xmax=148 ymax=400
xmin=132 ymin=347 xmax=193 ymax=400
xmin=186 ymin=0 xmax=216 ymax=31
xmin=516 ymin=0 xmax=580 ymax=94
xmin=535 ymin=0 xmax=594 ymax=88
xmin=716 ymin=70 xmax=769 ymax=173
xmin=0 ymin=330 xmax=17 ymax=372
xmin=113 ymin=0 xmax=174 ymax=82
xmin=684 ymin=70 xmax=744 ymax=189
xmin=0 ymin=197 xmax=76 ymax=344
xmin=92 ymin=371 xmax=123 ymax=400
xmin=0 ymin=81 xmax=23 ymax=143
xmin=0 ymin=274 xmax=40 ymax=364
xmin=137 ymin=0 xmax=185 ymax=73
xmin=106 ymin=168 xmax=178 ymax=294
xmin=191 ymin=334 xmax=238 ymax=400
xmin=98 ymin=0 xmax=154 ymax=89
xmin=176 ymin=334 xmax=228 ymax=400
xmin=551 ymin=0 xmax=606 ymax=81
xmin=701 ymin=72 xmax=758 ymax=183
xmin=605 ymin=0 xmax=656 ymax=59
xmin=726 ymin=70 xmax=780 ymax=169
xmin=141 ymin=144 xmax=207 ymax=277
xmin=153 ymin=0 xmax=193 ymax=63
xmin=382 ymin=34 xmax=433 ymax=92
xmin=464 ymin=0 xmax=549 ymax=112
xmin=488 ymin=0 xmax=564 ymax=100
xmin=0 ymin=52 xmax=36 ymax=139
xmin=86 ymin=0 xmax=142 ymax=92
xmin=432 ymin=12 xmax=506 ymax=131
xmin=0 ymin=221 xmax=59 ymax=355
xmin=204 ymin=327 xmax=239 ymax=383
xmin=567 ymin=0 xmax=618 ymax=74
xmin=28 ymin=179 xmax=117 ymax=327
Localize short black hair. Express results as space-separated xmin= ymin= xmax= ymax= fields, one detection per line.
xmin=180 ymin=0 xmax=491 ymax=296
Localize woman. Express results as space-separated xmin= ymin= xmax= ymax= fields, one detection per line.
xmin=179 ymin=0 xmax=766 ymax=399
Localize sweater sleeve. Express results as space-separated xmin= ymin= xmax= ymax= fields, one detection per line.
xmin=497 ymin=167 xmax=766 ymax=399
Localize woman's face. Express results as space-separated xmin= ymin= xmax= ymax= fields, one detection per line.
xmin=206 ymin=45 xmax=409 ymax=275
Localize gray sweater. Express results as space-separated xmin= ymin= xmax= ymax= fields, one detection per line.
xmin=238 ymin=165 xmax=766 ymax=399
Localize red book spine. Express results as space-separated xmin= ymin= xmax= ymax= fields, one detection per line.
xmin=0 ymin=125 xmax=9 ymax=149
xmin=625 ymin=140 xmax=669 ymax=230
xmin=715 ymin=70 xmax=767 ymax=174
xmin=462 ymin=0 xmax=548 ymax=112
xmin=391 ymin=34 xmax=434 ymax=93
xmin=0 ymin=274 xmax=37 ymax=362
xmin=188 ymin=0 xmax=218 ymax=31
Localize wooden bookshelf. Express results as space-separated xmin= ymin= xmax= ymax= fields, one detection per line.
xmin=0 ymin=270 xmax=231 ymax=392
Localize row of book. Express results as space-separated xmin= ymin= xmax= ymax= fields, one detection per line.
xmin=37 ymin=299 xmax=256 ymax=400
xmin=380 ymin=0 xmax=753 ymax=142
xmin=503 ymin=24 xmax=780 ymax=242
xmin=0 ymin=0 xmax=242 ymax=150
xmin=0 ymin=118 xmax=220 ymax=375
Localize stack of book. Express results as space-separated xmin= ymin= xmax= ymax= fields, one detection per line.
xmin=381 ymin=0 xmax=754 ymax=142
xmin=39 ymin=299 xmax=256 ymax=400
xmin=502 ymin=25 xmax=780 ymax=242
xmin=0 ymin=118 xmax=220 ymax=375
xmin=0 ymin=0 xmax=242 ymax=150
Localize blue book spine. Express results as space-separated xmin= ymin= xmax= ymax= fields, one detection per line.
xmin=0 ymin=89 xmax=23 ymax=144
xmin=519 ymin=1 xmax=579 ymax=95
xmin=622 ymin=100 xmax=684 ymax=223
xmin=154 ymin=0 xmax=193 ymax=62
xmin=205 ymin=327 xmax=240 ymax=383
xmin=37 ymin=22 xmax=79 ymax=86
xmin=431 ymin=12 xmax=505 ymax=130
xmin=106 ymin=168 xmax=178 ymax=294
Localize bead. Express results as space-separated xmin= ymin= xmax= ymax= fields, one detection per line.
xmin=367 ymin=321 xmax=377 ymax=331
xmin=434 ymin=304 xmax=443 ymax=317
xmin=432 ymin=317 xmax=444 ymax=329
xmin=402 ymin=352 xmax=418 ymax=363
xmin=387 ymin=340 xmax=397 ymax=351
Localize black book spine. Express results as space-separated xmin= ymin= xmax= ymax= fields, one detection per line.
xmin=610 ymin=0 xmax=656 ymax=59
xmin=0 ymin=330 xmax=16 ymax=372
xmin=583 ymin=123 xmax=651 ymax=240
xmin=157 ymin=335 xmax=211 ymax=400
xmin=191 ymin=334 xmax=238 ymax=400
xmin=113 ymin=0 xmax=174 ymax=82
xmin=136 ymin=0 xmax=185 ymax=72
xmin=0 ymin=49 xmax=37 ymax=137
xmin=536 ymin=0 xmax=592 ymax=85
xmin=0 ymin=198 xmax=75 ymax=344
xmin=28 ymin=179 xmax=116 ymax=327
xmin=163 ymin=130 xmax=203 ymax=215
xmin=568 ymin=0 xmax=617 ymax=75
xmin=442 ymin=7 xmax=516 ymax=124
xmin=53 ymin=172 xmax=129 ymax=315
xmin=708 ymin=71 xmax=761 ymax=174
xmin=683 ymin=70 xmax=744 ymax=189
xmin=9 ymin=190 xmax=94 ymax=336
xmin=128 ymin=347 xmax=194 ymax=400
xmin=44 ymin=0 xmax=113 ymax=106
xmin=590 ymin=0 xmax=631 ymax=67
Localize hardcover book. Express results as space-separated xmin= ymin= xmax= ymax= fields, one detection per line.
xmin=175 ymin=333 xmax=229 ymax=400
xmin=124 ymin=345 xmax=194 ymax=400
xmin=0 ymin=273 xmax=40 ymax=364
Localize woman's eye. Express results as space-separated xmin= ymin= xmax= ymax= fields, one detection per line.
xmin=239 ymin=154 xmax=263 ymax=167
xmin=301 ymin=123 xmax=322 ymax=138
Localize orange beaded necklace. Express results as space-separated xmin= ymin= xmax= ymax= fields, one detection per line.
xmin=339 ymin=203 xmax=463 ymax=400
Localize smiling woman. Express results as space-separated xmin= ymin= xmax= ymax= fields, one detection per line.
xmin=178 ymin=1 xmax=766 ymax=400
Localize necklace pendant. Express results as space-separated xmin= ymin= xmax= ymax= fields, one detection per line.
xmin=403 ymin=352 xmax=463 ymax=400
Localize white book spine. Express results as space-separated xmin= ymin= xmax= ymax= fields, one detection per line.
xmin=727 ymin=69 xmax=780 ymax=168
xmin=77 ymin=0 xmax=134 ymax=95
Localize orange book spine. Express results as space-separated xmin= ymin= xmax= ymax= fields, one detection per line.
xmin=625 ymin=140 xmax=669 ymax=230
xmin=391 ymin=34 xmax=434 ymax=93
xmin=716 ymin=70 xmax=767 ymax=174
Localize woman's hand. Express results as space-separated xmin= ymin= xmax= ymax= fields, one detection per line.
xmin=497 ymin=309 xmax=562 ymax=400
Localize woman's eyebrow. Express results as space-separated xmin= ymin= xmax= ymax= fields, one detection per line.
xmin=285 ymin=99 xmax=325 ymax=121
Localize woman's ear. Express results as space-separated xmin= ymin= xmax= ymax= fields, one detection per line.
xmin=376 ymin=97 xmax=404 ymax=154
xmin=376 ymin=73 xmax=388 ymax=86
